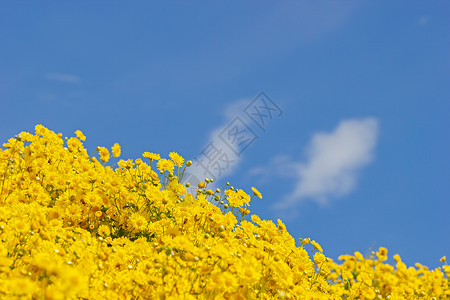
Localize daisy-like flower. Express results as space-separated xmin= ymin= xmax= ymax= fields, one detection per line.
xmin=75 ymin=130 xmax=86 ymax=141
xmin=112 ymin=143 xmax=121 ymax=157
xmin=129 ymin=213 xmax=148 ymax=232
xmin=97 ymin=147 xmax=110 ymax=163
xmin=157 ymin=158 xmax=174 ymax=173
xmin=251 ymin=187 xmax=262 ymax=199
xmin=143 ymin=152 xmax=160 ymax=161
xmin=311 ymin=240 xmax=323 ymax=253
xmin=169 ymin=152 xmax=184 ymax=167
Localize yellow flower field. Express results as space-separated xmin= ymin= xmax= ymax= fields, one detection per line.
xmin=0 ymin=125 xmax=448 ymax=299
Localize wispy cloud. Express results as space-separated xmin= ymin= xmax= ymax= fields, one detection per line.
xmin=182 ymin=93 xmax=283 ymax=192
xmin=247 ymin=155 xmax=297 ymax=183
xmin=250 ymin=118 xmax=379 ymax=209
xmin=44 ymin=72 xmax=81 ymax=83
xmin=181 ymin=98 xmax=251 ymax=190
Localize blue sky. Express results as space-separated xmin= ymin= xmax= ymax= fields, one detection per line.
xmin=1 ymin=1 xmax=449 ymax=268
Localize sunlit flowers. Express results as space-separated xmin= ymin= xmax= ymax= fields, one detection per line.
xmin=0 ymin=125 xmax=447 ymax=299
xmin=111 ymin=143 xmax=121 ymax=157
xmin=143 ymin=152 xmax=160 ymax=161
xmin=224 ymin=189 xmax=251 ymax=207
xmin=97 ymin=146 xmax=110 ymax=163
xmin=311 ymin=240 xmax=323 ymax=253
xmin=169 ymin=152 xmax=184 ymax=167
xmin=376 ymin=246 xmax=388 ymax=262
xmin=251 ymin=186 xmax=262 ymax=199
xmin=157 ymin=158 xmax=174 ymax=173
xmin=129 ymin=213 xmax=148 ymax=232
xmin=75 ymin=130 xmax=86 ymax=141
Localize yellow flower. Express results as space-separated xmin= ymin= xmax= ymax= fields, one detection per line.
xmin=75 ymin=130 xmax=86 ymax=141
xmin=440 ymin=256 xmax=446 ymax=262
xmin=112 ymin=143 xmax=121 ymax=157
xmin=8 ymin=278 xmax=37 ymax=296
xmin=11 ymin=218 xmax=29 ymax=234
xmin=118 ymin=159 xmax=133 ymax=169
xmin=376 ymin=247 xmax=388 ymax=262
xmin=251 ymin=187 xmax=262 ymax=199
xmin=98 ymin=225 xmax=111 ymax=236
xmin=143 ymin=152 xmax=160 ymax=160
xmin=97 ymin=146 xmax=110 ymax=163
xmin=354 ymin=251 xmax=365 ymax=261
xmin=129 ymin=213 xmax=147 ymax=232
xmin=224 ymin=189 xmax=249 ymax=207
xmin=313 ymin=252 xmax=326 ymax=264
xmin=60 ymin=266 xmax=88 ymax=294
xmin=311 ymin=240 xmax=323 ymax=253
xmin=169 ymin=152 xmax=184 ymax=167
xmin=157 ymin=158 xmax=174 ymax=173
xmin=1 ymin=125 xmax=448 ymax=300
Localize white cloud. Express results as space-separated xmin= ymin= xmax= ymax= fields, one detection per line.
xmin=44 ymin=73 xmax=81 ymax=83
xmin=269 ymin=118 xmax=379 ymax=209
xmin=247 ymin=155 xmax=297 ymax=184
xmin=181 ymin=98 xmax=253 ymax=192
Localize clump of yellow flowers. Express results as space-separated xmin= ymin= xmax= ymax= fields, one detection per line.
xmin=0 ymin=125 xmax=448 ymax=299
